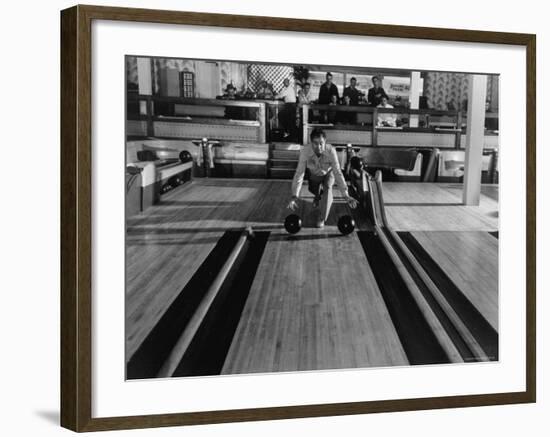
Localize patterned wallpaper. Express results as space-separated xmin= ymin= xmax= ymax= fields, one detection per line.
xmin=423 ymin=72 xmax=499 ymax=111
xmin=151 ymin=58 xmax=195 ymax=93
xmin=127 ymin=57 xmax=499 ymax=111
xmin=487 ymin=74 xmax=499 ymax=110
xmin=126 ymin=56 xmax=138 ymax=85
xmin=219 ymin=61 xmax=248 ymax=92
xmin=126 ymin=56 xmax=196 ymax=90
xmin=126 ymin=56 xmax=248 ymax=95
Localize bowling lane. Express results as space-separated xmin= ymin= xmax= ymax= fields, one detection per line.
xmin=404 ymin=231 xmax=498 ymax=332
xmin=126 ymin=179 xmax=281 ymax=359
xmin=382 ymin=183 xmax=498 ymax=231
xmin=221 ymin=227 xmax=409 ymax=375
xmin=126 ymin=178 xmax=358 ymax=361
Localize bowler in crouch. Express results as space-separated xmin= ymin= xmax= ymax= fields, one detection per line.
xmin=287 ymin=128 xmax=357 ymax=228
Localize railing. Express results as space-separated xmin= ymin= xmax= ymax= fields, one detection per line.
xmin=125 ymin=93 xmax=497 ymax=150
xmin=300 ymin=104 xmax=498 ymax=149
xmin=127 ymin=94 xmax=267 ymax=142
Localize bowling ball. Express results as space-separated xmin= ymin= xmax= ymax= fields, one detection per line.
xmin=337 ymin=215 xmax=355 ymax=235
xmin=179 ymin=150 xmax=192 ymax=163
xmin=284 ymin=214 xmax=302 ymax=234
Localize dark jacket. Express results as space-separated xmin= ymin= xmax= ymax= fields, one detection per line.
xmin=367 ymin=86 xmax=388 ymax=107
xmin=343 ymin=86 xmax=361 ymax=105
xmin=318 ymin=82 xmax=340 ymax=104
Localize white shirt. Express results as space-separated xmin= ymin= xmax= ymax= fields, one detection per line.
xmin=276 ymin=85 xmax=297 ymax=103
xmin=291 ymin=143 xmax=348 ymax=198
xmin=377 ymin=103 xmax=397 ymax=127
xmin=298 ymin=89 xmax=312 ymax=104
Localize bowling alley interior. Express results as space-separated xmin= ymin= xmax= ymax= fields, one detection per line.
xmin=125 ymin=56 xmax=499 ymax=379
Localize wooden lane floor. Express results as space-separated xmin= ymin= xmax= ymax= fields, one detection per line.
xmin=125 ymin=178 xmax=369 ymax=361
xmin=382 ymin=183 xmax=498 ymax=231
xmin=221 ymin=225 xmax=408 ymax=375
xmin=380 ymin=183 xmax=498 ymax=335
xmin=402 ymin=231 xmax=498 ymax=332
xmin=220 ymin=183 xmax=500 ymax=373
xmin=126 ymin=179 xmax=277 ymax=359
xmin=127 ymin=178 xmax=499 ymax=374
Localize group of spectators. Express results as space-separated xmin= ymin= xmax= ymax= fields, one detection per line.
xmin=314 ymin=72 xmax=388 ymax=107
xmin=271 ymin=72 xmax=390 ymax=106
xmin=220 ymin=71 xmax=398 ymax=137
xmin=274 ymin=72 xmax=397 ymax=130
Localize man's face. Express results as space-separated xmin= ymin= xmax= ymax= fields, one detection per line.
xmin=283 ymin=78 xmax=290 ymax=87
xmin=228 ymin=88 xmax=236 ymax=97
xmin=373 ymin=77 xmax=380 ymax=88
xmin=350 ymin=78 xmax=356 ymax=88
xmin=326 ymin=75 xmax=333 ymax=84
xmin=381 ymin=96 xmax=388 ymax=106
xmin=304 ymin=84 xmax=310 ymax=94
xmin=311 ymin=136 xmax=326 ymax=156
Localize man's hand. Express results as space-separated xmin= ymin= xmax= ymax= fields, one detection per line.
xmin=345 ymin=195 xmax=358 ymax=209
xmin=287 ymin=196 xmax=299 ymax=211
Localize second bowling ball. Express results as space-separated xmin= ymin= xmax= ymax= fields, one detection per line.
xmin=337 ymin=215 xmax=355 ymax=235
xmin=284 ymin=214 xmax=302 ymax=234
xmin=179 ymin=150 xmax=193 ymax=163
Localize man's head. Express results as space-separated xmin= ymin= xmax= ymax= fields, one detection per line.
xmin=372 ymin=75 xmax=381 ymax=88
xmin=343 ymin=95 xmax=351 ymax=105
xmin=310 ymin=128 xmax=327 ymax=156
xmin=283 ymin=78 xmax=290 ymax=88
xmin=326 ymin=72 xmax=333 ymax=84
xmin=226 ymin=84 xmax=236 ymax=97
xmin=303 ymin=82 xmax=311 ymax=93
xmin=380 ymin=96 xmax=389 ymax=106
xmin=350 ymin=77 xmax=357 ymax=88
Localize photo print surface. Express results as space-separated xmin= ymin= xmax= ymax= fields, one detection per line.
xmin=124 ymin=55 xmax=499 ymax=380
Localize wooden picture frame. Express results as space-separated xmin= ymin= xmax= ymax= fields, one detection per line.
xmin=60 ymin=4 xmax=536 ymax=432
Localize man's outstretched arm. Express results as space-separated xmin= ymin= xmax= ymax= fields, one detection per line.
xmin=288 ymin=148 xmax=307 ymax=210
xmin=290 ymin=148 xmax=307 ymax=198
xmin=329 ymin=147 xmax=349 ymax=197
xmin=329 ymin=147 xmax=358 ymax=208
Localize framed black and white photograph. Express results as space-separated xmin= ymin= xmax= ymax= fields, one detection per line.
xmin=125 ymin=55 xmax=501 ymax=379
xmin=60 ymin=5 xmax=536 ymax=432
